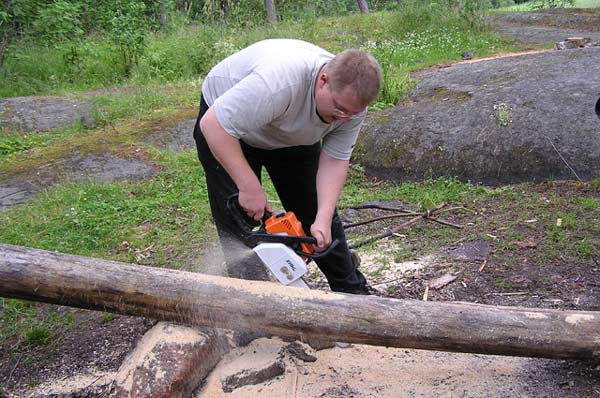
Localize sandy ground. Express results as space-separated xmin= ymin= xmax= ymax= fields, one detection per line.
xmin=195 ymin=337 xmax=580 ymax=398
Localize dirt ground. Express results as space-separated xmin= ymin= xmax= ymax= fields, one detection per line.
xmin=0 ymin=7 xmax=599 ymax=398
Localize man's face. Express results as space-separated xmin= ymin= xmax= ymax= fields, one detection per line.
xmin=315 ymin=74 xmax=366 ymax=124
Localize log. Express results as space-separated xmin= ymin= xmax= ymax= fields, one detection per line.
xmin=1 ymin=243 xmax=599 ymax=360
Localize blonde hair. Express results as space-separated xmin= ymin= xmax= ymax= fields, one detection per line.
xmin=325 ymin=49 xmax=382 ymax=105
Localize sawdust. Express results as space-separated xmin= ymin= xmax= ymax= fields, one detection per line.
xmin=25 ymin=370 xmax=115 ymax=398
xmin=195 ymin=337 xmax=546 ymax=398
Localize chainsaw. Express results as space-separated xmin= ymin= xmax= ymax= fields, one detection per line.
xmin=227 ymin=194 xmax=338 ymax=289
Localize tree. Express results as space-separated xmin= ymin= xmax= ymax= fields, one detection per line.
xmin=264 ymin=0 xmax=277 ymax=23
xmin=160 ymin=0 xmax=168 ymax=27
xmin=357 ymin=0 xmax=369 ymax=13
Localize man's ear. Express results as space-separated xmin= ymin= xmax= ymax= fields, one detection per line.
xmin=317 ymin=72 xmax=328 ymax=89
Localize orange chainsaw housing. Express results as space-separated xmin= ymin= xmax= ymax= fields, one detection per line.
xmin=264 ymin=211 xmax=314 ymax=255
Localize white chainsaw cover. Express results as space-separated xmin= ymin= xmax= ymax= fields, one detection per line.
xmin=253 ymin=243 xmax=308 ymax=285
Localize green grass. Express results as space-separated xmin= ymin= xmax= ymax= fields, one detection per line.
xmin=0 ymin=84 xmax=198 ymax=165
xmin=342 ymin=167 xmax=484 ymax=210
xmin=82 ymin=83 xmax=198 ymax=125
xmin=0 ymin=298 xmax=73 ymax=348
xmin=0 ymin=149 xmax=212 ymax=265
xmin=0 ymin=131 xmax=44 ymax=160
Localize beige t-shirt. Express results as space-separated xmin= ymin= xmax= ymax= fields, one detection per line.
xmin=201 ymin=39 xmax=365 ymax=160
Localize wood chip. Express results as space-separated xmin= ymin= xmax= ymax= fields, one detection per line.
xmin=422 ymin=285 xmax=429 ymax=301
xmin=510 ymin=238 xmax=538 ymax=249
xmin=479 ymin=259 xmax=487 ymax=272
xmin=428 ymin=273 xmax=457 ymax=290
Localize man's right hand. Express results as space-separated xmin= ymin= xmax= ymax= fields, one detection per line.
xmin=200 ymin=107 xmax=270 ymax=221
xmin=239 ymin=187 xmax=272 ymax=221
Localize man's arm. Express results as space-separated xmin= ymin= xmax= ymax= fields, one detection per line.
xmin=311 ymin=152 xmax=349 ymax=251
xmin=199 ymin=107 xmax=271 ymax=220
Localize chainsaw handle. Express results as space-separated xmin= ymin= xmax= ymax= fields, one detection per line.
xmin=296 ymin=239 xmax=340 ymax=259
xmin=226 ymin=193 xmax=267 ymax=232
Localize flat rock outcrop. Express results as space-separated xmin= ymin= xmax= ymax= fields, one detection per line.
xmin=0 ymin=96 xmax=94 ymax=131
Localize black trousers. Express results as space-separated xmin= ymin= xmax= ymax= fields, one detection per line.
xmin=193 ymin=97 xmax=367 ymax=292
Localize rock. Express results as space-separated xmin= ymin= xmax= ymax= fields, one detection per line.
xmin=221 ymin=360 xmax=285 ymax=393
xmin=111 ymin=322 xmax=228 ymax=398
xmin=555 ymin=37 xmax=595 ymax=50
xmin=356 ymin=48 xmax=600 ymax=184
xmin=428 ymin=273 xmax=457 ymax=290
xmin=487 ymin=9 xmax=600 ymax=45
xmin=145 ymin=119 xmax=196 ymax=150
xmin=284 ymin=341 xmax=318 ymax=362
xmin=1 ymin=152 xmax=158 ymax=212
xmin=80 ymin=113 xmax=96 ymax=129
xmin=446 ymin=241 xmax=491 ymax=262
xmin=232 ymin=330 xmax=271 ymax=347
xmin=0 ymin=96 xmax=94 ymax=132
xmin=304 ymin=338 xmax=337 ymax=351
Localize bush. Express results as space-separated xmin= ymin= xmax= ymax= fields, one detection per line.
xmin=32 ymin=0 xmax=84 ymax=42
xmin=106 ymin=1 xmax=147 ymax=77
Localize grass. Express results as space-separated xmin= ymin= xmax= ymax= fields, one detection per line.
xmin=0 ymin=298 xmax=73 ymax=349
xmin=0 ymin=149 xmax=212 ymax=266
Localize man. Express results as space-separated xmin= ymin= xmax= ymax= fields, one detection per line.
xmin=193 ymin=39 xmax=381 ymax=294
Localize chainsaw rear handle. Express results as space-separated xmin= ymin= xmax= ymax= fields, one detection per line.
xmin=297 ymin=238 xmax=340 ymax=259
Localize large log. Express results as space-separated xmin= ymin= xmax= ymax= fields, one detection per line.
xmin=0 ymin=243 xmax=598 ymax=360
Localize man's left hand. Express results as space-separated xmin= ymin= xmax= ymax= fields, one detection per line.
xmin=310 ymin=219 xmax=332 ymax=252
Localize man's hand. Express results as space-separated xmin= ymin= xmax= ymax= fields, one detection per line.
xmin=239 ymin=187 xmax=272 ymax=221
xmin=310 ymin=217 xmax=332 ymax=252
xmin=311 ymin=152 xmax=350 ymax=251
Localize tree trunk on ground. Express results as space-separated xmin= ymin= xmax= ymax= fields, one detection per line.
xmin=357 ymin=0 xmax=369 ymax=13
xmin=1 ymin=243 xmax=599 ymax=360
xmin=264 ymin=0 xmax=277 ymax=23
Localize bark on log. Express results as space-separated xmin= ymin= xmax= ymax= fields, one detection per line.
xmin=0 ymin=243 xmax=599 ymax=360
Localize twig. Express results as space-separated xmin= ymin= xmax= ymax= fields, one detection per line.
xmin=489 ymin=291 xmax=528 ymax=296
xmin=343 ymin=212 xmax=421 ymax=229
xmin=7 ymin=351 xmax=24 ymax=382
xmin=426 ymin=217 xmax=464 ymax=229
xmin=345 ymin=204 xmax=414 ymax=213
xmin=422 ymin=285 xmax=429 ymax=301
xmin=438 ymin=206 xmax=477 ymax=215
xmin=344 ymin=203 xmax=466 ymax=229
xmin=349 ymin=203 xmax=446 ymax=249
xmin=546 ymin=137 xmax=583 ymax=183
xmin=478 ymin=259 xmax=487 ymax=272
